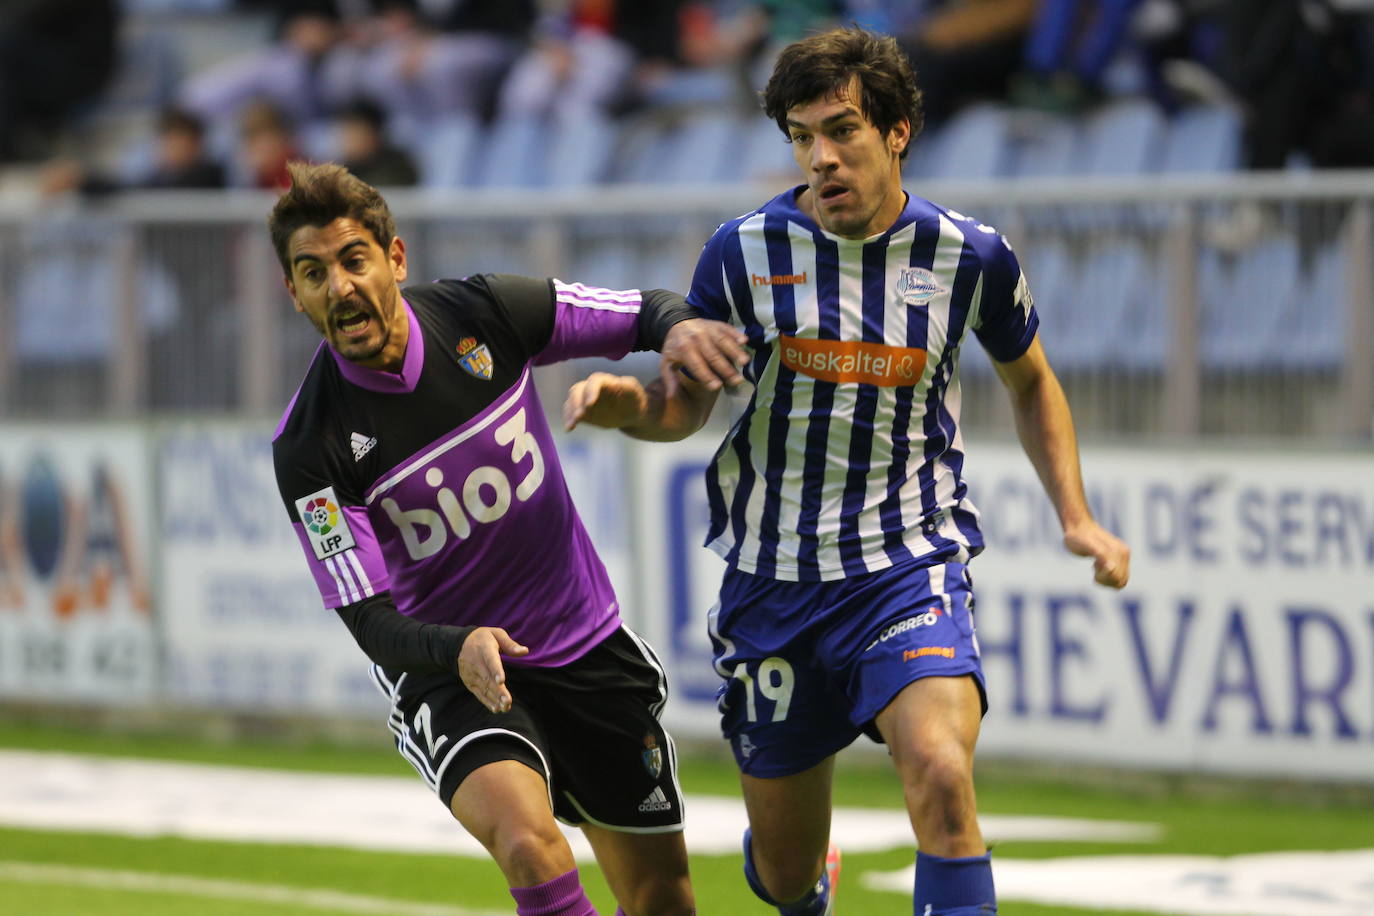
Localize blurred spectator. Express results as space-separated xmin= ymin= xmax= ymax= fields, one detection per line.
xmin=0 ymin=0 xmax=120 ymax=161
xmin=1215 ymin=0 xmax=1374 ymax=169
xmin=42 ymin=108 xmax=227 ymax=197
xmin=892 ymin=0 xmax=1038 ymax=126
xmin=324 ymin=0 xmax=535 ymax=129
xmin=336 ymin=99 xmax=419 ymax=186
xmin=1011 ymin=0 xmax=1147 ymax=112
xmin=181 ymin=1 xmax=342 ymax=135
xmin=497 ymin=1 xmax=733 ymax=121
xmin=237 ymin=100 xmax=302 ymax=188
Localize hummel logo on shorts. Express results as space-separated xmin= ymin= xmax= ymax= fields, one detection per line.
xmin=350 ymin=432 xmax=378 ymax=462
xmin=638 ymin=786 xmax=672 ymax=813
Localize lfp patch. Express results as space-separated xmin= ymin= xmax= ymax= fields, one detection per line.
xmin=295 ymin=486 xmax=356 ymax=560
xmin=456 ymin=336 xmax=493 ymax=380
xmin=898 ymin=267 xmax=945 ymax=307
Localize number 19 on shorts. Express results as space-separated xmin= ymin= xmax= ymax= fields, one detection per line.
xmin=730 ymin=657 xmax=795 ymax=722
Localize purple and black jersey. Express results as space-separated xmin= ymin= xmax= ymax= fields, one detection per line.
xmin=273 ymin=274 xmax=644 ymax=668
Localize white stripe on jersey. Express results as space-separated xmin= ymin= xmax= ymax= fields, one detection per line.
xmin=325 ymin=554 xmax=357 ymax=604
xmin=552 ymin=279 xmax=641 ymax=313
xmin=365 ymin=369 xmax=530 ymax=503
xmin=343 ymin=549 xmax=375 ymax=599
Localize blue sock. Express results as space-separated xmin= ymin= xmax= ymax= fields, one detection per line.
xmin=742 ymin=828 xmax=831 ymax=915
xmin=913 ymin=851 xmax=996 ymax=915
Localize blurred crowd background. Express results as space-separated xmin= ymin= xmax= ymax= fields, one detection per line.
xmin=0 ymin=0 xmax=1371 ymax=447
xmin=3 ymin=0 xmax=1374 ymax=196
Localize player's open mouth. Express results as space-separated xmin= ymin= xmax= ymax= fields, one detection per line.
xmin=334 ymin=309 xmax=371 ymax=337
xmin=819 ymin=183 xmax=849 ymax=203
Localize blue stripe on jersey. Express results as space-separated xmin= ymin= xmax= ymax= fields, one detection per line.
xmin=880 ymin=216 xmax=938 ymax=566
xmin=754 ymin=210 xmax=802 ymax=578
xmin=794 ymin=233 xmax=841 ymax=578
xmin=918 ymin=235 xmax=983 ymax=556
xmin=705 ymin=225 xmax=761 ymax=555
xmin=838 ymin=237 xmax=892 ymax=575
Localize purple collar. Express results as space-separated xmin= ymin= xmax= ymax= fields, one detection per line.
xmin=330 ymin=297 xmax=423 ymax=393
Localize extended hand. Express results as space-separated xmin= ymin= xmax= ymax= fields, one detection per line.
xmin=458 ymin=627 xmax=529 ymax=713
xmin=563 ymin=372 xmax=649 ymax=431
xmin=661 ymin=318 xmax=749 ymax=395
xmin=1064 ymin=522 xmax=1131 ymax=589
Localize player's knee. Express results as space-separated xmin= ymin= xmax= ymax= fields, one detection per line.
xmin=618 ymin=875 xmax=695 ymax=916
xmin=755 ymin=848 xmax=826 ymax=905
xmin=489 ymin=821 xmax=569 ymax=881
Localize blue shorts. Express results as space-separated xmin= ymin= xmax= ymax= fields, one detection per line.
xmin=709 ymin=560 xmax=987 ymax=778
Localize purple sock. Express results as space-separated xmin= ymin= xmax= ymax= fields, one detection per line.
xmin=510 ymin=868 xmax=598 ymax=916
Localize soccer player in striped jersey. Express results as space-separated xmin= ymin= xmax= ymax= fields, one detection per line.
xmin=565 ymin=27 xmax=1131 ymax=916
xmin=270 ymin=163 xmax=744 ymax=916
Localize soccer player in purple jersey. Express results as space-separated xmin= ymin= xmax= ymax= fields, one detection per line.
xmin=565 ymin=27 xmax=1131 ymax=916
xmin=269 ymin=163 xmax=746 ymax=916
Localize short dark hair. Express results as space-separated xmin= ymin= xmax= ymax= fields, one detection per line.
xmin=267 ymin=162 xmax=396 ymax=274
xmin=762 ymin=27 xmax=924 ymax=158
xmin=157 ymin=106 xmax=205 ymax=140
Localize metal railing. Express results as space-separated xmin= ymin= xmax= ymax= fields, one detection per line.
xmin=1 ymin=172 xmax=1371 ymax=441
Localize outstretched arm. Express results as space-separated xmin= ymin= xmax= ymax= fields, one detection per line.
xmin=564 ymin=371 xmax=720 ymax=442
xmin=993 ymin=337 xmax=1130 ymax=588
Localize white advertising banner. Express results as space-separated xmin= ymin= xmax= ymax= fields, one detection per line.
xmin=157 ymin=424 xmax=383 ymax=716
xmin=630 ymin=439 xmax=1374 ymax=782
xmin=155 ymin=422 xmax=633 ymax=718
xmin=0 ymin=425 xmax=158 ymax=701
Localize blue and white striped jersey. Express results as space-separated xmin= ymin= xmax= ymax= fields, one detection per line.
xmin=688 ymin=187 xmax=1038 ymax=582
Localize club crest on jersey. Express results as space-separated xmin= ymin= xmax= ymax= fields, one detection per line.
xmin=295 ymin=486 xmax=356 ymax=560
xmin=642 ymin=733 xmax=663 ymax=779
xmin=456 ymin=336 xmax=493 ymax=380
xmin=898 ymin=267 xmax=945 ymax=307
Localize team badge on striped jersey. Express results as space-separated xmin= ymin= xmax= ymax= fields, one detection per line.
xmin=295 ymin=486 xmax=356 ymax=560
xmin=455 ymin=336 xmax=493 ymax=380
xmin=897 ymin=267 xmax=945 ymax=306
xmin=642 ymin=733 xmax=663 ymax=779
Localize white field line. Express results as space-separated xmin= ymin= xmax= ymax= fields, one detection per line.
xmin=0 ymin=860 xmax=506 ymax=916
xmin=0 ymin=750 xmax=1160 ymax=858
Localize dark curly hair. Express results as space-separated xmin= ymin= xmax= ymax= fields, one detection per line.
xmin=763 ymin=27 xmax=924 ymax=159
xmin=268 ymin=161 xmax=396 ymax=273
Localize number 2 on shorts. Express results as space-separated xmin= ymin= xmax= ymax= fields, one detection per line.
xmin=731 ymin=657 xmax=795 ymax=722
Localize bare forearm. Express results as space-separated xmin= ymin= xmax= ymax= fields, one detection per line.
xmin=1008 ymin=370 xmax=1093 ymax=531
xmin=620 ymin=377 xmax=715 ymax=441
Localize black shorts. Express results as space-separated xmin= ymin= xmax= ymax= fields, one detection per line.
xmin=369 ymin=625 xmax=685 ymax=832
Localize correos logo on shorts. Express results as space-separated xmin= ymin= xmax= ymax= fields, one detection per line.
xmin=864 ymin=607 xmax=943 ymax=652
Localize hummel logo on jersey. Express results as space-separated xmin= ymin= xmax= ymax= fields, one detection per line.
xmin=638 ymin=786 xmax=672 ymax=813
xmin=350 ymin=432 xmax=377 ymax=462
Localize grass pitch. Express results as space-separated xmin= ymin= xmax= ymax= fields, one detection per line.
xmin=0 ymin=721 xmax=1368 ymax=915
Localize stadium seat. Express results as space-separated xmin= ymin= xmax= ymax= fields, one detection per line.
xmin=1161 ymin=105 xmax=1242 ymax=174
xmin=416 ymin=113 xmax=482 ymax=189
xmin=1080 ymin=99 xmax=1166 ymax=176
xmin=1010 ymin=113 xmax=1081 ymax=178
xmin=1279 ymin=245 xmax=1346 ymax=370
xmin=649 ymin=109 xmax=745 ymax=185
xmin=546 ymin=113 xmax=619 ymax=188
xmin=1015 ymin=240 xmax=1075 ymax=371
xmin=1199 ymin=235 xmax=1299 ymax=370
xmin=473 ymin=113 xmax=546 ymax=188
xmin=1052 ymin=241 xmax=1151 ymax=371
xmin=923 ymin=104 xmax=1013 ymax=181
xmin=743 ymin=114 xmax=797 ymax=184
